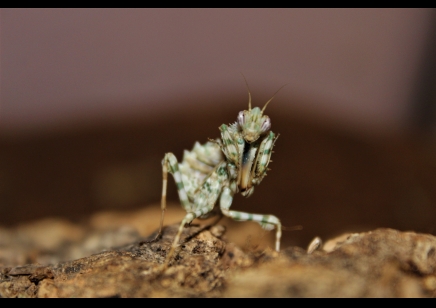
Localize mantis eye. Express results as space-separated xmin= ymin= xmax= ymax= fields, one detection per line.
xmin=260 ymin=117 xmax=271 ymax=133
xmin=237 ymin=111 xmax=245 ymax=126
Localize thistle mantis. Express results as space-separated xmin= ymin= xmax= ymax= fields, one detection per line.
xmin=145 ymin=81 xmax=283 ymax=269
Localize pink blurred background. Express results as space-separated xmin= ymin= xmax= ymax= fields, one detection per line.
xmin=2 ymin=8 xmax=433 ymax=134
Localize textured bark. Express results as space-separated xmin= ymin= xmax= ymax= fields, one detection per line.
xmin=1 ymin=211 xmax=436 ymax=297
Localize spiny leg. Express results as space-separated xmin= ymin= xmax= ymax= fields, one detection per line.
xmin=251 ymin=131 xmax=277 ymax=183
xmin=225 ymin=210 xmax=282 ymax=251
xmin=160 ymin=212 xmax=195 ymax=270
xmin=220 ymin=187 xmax=282 ymax=251
xmin=219 ymin=123 xmax=243 ymax=166
xmin=141 ymin=152 xmax=192 ymax=244
xmin=161 ymin=204 xmax=221 ymax=270
xmin=160 ymin=161 xmax=227 ymax=270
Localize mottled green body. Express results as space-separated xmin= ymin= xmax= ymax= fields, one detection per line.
xmin=150 ymin=90 xmax=282 ymax=269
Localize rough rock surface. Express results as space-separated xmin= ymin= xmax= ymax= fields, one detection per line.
xmin=1 ymin=210 xmax=436 ymax=297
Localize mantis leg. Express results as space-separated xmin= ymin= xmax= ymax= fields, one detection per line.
xmin=161 ymin=161 xmax=228 ymax=269
xmin=143 ymin=152 xmax=192 ymax=244
xmin=219 ymin=187 xmax=282 ymax=251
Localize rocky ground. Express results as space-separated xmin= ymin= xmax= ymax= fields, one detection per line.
xmin=1 ymin=206 xmax=436 ymax=298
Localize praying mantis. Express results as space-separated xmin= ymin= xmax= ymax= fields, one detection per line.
xmin=144 ymin=80 xmax=283 ymax=269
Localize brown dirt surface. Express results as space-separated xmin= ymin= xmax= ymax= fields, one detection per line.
xmin=1 ymin=209 xmax=436 ymax=297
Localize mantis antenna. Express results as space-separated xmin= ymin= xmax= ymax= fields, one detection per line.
xmin=239 ymin=73 xmax=287 ymax=113
xmin=240 ymin=73 xmax=252 ymax=111
xmin=262 ymin=84 xmax=287 ymax=113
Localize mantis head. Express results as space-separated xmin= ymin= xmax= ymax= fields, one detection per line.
xmin=237 ymin=75 xmax=285 ymax=143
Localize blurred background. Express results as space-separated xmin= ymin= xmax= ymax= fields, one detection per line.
xmin=1 ymin=8 xmax=436 ymax=249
